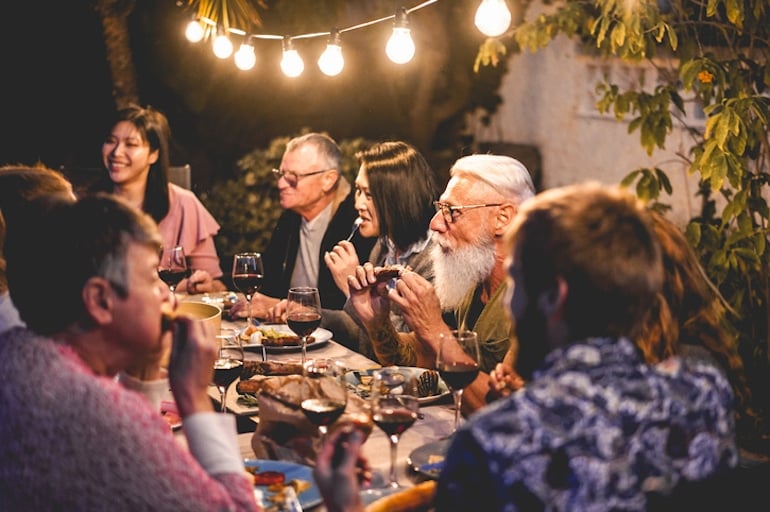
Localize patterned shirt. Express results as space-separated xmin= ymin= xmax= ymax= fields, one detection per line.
xmin=435 ymin=336 xmax=737 ymax=512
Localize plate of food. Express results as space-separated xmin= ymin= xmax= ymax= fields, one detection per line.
xmin=240 ymin=324 xmax=333 ymax=352
xmin=345 ymin=366 xmax=451 ymax=406
xmin=407 ymin=438 xmax=451 ymax=480
xmin=244 ymin=459 xmax=321 ymax=510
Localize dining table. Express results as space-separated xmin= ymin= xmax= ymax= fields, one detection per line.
xmin=179 ymin=293 xmax=457 ymax=510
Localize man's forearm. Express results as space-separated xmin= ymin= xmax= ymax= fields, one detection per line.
xmin=367 ymin=318 xmax=417 ymax=366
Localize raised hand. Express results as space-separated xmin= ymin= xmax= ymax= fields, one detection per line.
xmin=346 ymin=263 xmax=391 ymax=328
xmin=387 ymin=270 xmax=447 ymax=346
xmin=324 ymin=241 xmax=360 ymax=296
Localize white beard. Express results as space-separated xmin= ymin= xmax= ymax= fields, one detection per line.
xmin=432 ymin=234 xmax=496 ymax=311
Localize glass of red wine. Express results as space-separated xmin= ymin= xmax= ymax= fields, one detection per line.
xmin=158 ymin=246 xmax=188 ymax=299
xmin=286 ymin=287 xmax=321 ymax=365
xmin=231 ymin=252 xmax=264 ymax=328
xmin=300 ymin=358 xmax=348 ymax=445
xmin=370 ymin=367 xmax=420 ymax=489
xmin=212 ymin=327 xmax=244 ymax=413
xmin=436 ymin=330 xmax=481 ymax=434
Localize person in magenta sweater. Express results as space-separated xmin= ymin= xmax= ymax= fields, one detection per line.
xmin=0 ymin=193 xmax=257 ymax=511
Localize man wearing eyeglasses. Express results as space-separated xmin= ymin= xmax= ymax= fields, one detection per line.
xmin=239 ymin=132 xmax=375 ymax=320
xmin=347 ymin=154 xmax=536 ymax=413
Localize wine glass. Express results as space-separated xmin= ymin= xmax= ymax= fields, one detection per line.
xmin=231 ymin=252 xmax=264 ymax=328
xmin=286 ymin=287 xmax=321 ymax=365
xmin=437 ymin=330 xmax=481 ymax=434
xmin=371 ymin=367 xmax=420 ymax=489
xmin=300 ymin=358 xmax=348 ymax=444
xmin=212 ymin=327 xmax=244 ymax=413
xmin=158 ymin=246 xmax=188 ymax=299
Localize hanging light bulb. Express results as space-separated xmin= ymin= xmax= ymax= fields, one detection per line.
xmin=185 ymin=19 xmax=204 ymax=43
xmin=212 ymin=27 xmax=233 ymax=59
xmin=474 ymin=0 xmax=512 ymax=37
xmin=318 ymin=30 xmax=344 ymax=76
xmin=234 ymin=37 xmax=256 ymax=70
xmin=386 ymin=7 xmax=415 ymax=64
xmin=280 ymin=37 xmax=304 ymax=77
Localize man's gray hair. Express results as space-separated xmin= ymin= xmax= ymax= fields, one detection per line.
xmin=450 ymin=154 xmax=536 ymax=207
xmin=285 ymin=132 xmax=342 ymax=172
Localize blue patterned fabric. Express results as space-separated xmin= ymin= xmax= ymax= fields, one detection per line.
xmin=435 ymin=337 xmax=738 ymax=511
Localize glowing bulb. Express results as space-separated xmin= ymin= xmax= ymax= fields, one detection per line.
xmin=185 ymin=20 xmax=204 ymax=43
xmin=212 ymin=30 xmax=233 ymax=59
xmin=474 ymin=0 xmax=512 ymax=37
xmin=318 ymin=31 xmax=344 ymax=76
xmin=280 ymin=38 xmax=304 ymax=77
xmin=234 ymin=41 xmax=256 ymax=70
xmin=386 ymin=27 xmax=415 ymax=64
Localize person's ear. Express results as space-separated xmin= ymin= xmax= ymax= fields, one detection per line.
xmin=494 ymin=203 xmax=516 ymax=236
xmin=321 ymin=170 xmax=339 ymax=193
xmin=538 ymin=276 xmax=567 ymax=317
xmin=148 ymin=148 xmax=159 ymax=165
xmin=82 ymin=277 xmax=114 ymax=325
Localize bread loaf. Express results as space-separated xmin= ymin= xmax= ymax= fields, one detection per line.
xmin=364 ymin=481 xmax=436 ymax=512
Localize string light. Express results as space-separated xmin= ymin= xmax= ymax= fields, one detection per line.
xmin=234 ymin=37 xmax=256 ymax=70
xmin=318 ymin=30 xmax=344 ymax=76
xmin=474 ymin=0 xmax=512 ymax=37
xmin=280 ymin=37 xmax=304 ymax=78
xmin=182 ymin=1 xmax=506 ymax=75
xmin=212 ymin=26 xmax=233 ymax=59
xmin=386 ymin=7 xmax=415 ymax=64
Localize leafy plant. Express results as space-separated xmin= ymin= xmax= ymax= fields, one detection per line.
xmin=480 ymin=0 xmax=770 ymax=450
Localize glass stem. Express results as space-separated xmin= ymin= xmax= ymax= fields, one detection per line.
xmin=388 ymin=435 xmax=400 ymax=488
xmin=452 ymin=389 xmax=464 ymax=433
xmin=301 ymin=337 xmax=308 ymax=364
xmin=246 ymin=294 xmax=253 ymax=327
xmin=220 ymin=387 xmax=228 ymax=413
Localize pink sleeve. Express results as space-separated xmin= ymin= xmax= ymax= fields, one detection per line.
xmin=159 ymin=185 xmax=224 ymax=278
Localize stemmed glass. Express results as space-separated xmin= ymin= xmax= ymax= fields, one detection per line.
xmin=212 ymin=327 xmax=244 ymax=413
xmin=158 ymin=246 xmax=188 ymax=299
xmin=231 ymin=252 xmax=264 ymax=327
xmin=286 ymin=287 xmax=322 ymax=365
xmin=371 ymin=367 xmax=420 ymax=489
xmin=300 ymin=358 xmax=348 ymax=444
xmin=436 ymin=330 xmax=481 ymax=434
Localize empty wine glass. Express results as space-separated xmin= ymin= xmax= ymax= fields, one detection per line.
xmin=300 ymin=358 xmax=348 ymax=445
xmin=231 ymin=252 xmax=264 ymax=328
xmin=436 ymin=330 xmax=481 ymax=433
xmin=371 ymin=367 xmax=420 ymax=489
xmin=286 ymin=287 xmax=321 ymax=365
xmin=158 ymin=246 xmax=188 ymax=299
xmin=212 ymin=327 xmax=244 ymax=413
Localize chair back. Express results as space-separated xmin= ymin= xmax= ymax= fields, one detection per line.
xmin=169 ymin=164 xmax=191 ymax=190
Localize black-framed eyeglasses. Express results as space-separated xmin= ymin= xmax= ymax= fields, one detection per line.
xmin=272 ymin=167 xmax=335 ymax=186
xmin=433 ymin=201 xmax=503 ymax=224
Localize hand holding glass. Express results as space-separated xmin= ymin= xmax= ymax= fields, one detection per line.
xmin=300 ymin=358 xmax=348 ymax=443
xmin=231 ymin=252 xmax=263 ymax=327
xmin=212 ymin=327 xmax=244 ymax=413
xmin=286 ymin=287 xmax=322 ymax=364
xmin=371 ymin=367 xmax=420 ymax=489
xmin=437 ymin=330 xmax=481 ymax=433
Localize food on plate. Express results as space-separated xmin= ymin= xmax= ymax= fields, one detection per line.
xmin=251 ymin=470 xmax=286 ymax=486
xmin=240 ymin=325 xmax=316 ymax=347
xmin=266 ymin=478 xmax=312 ymax=508
xmin=363 ymin=480 xmax=436 ymax=512
xmin=241 ymin=360 xmax=304 ymax=379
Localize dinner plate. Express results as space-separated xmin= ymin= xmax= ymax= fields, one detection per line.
xmin=344 ymin=366 xmax=451 ymax=406
xmin=407 ymin=437 xmax=452 ymax=480
xmin=242 ymin=324 xmax=333 ymax=353
xmin=244 ymin=459 xmax=321 ymax=510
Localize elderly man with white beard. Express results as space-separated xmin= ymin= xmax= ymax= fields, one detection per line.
xmin=346 ymin=154 xmax=535 ymax=413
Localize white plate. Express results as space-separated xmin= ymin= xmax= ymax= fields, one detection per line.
xmin=407 ymin=438 xmax=452 ymax=480
xmin=244 ymin=459 xmax=321 ymax=509
xmin=242 ymin=324 xmax=333 ymax=353
xmin=344 ymin=366 xmax=451 ymax=406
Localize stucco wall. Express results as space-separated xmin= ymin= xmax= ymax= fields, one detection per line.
xmin=470 ymin=34 xmax=704 ymax=226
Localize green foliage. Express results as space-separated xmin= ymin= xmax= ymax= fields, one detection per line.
xmin=478 ymin=0 xmax=770 ymax=449
xmin=200 ymin=130 xmax=372 ymax=264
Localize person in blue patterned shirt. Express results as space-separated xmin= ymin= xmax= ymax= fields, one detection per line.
xmin=434 ymin=182 xmax=737 ymax=511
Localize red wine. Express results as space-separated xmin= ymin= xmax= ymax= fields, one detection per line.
xmin=232 ymin=273 xmax=263 ymax=296
xmin=159 ymin=269 xmax=187 ymax=288
xmin=212 ymin=358 xmax=243 ymax=388
xmin=437 ymin=362 xmax=480 ymax=391
xmin=373 ymin=408 xmax=418 ymax=437
xmin=287 ymin=312 xmax=322 ymax=337
xmin=300 ymin=398 xmax=346 ymax=427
